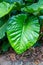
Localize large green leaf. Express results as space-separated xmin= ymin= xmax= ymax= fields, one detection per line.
xmin=0 ymin=2 xmax=16 ymax=18
xmin=21 ymin=0 xmax=43 ymax=15
xmin=7 ymin=14 xmax=40 ymax=54
xmin=0 ymin=20 xmax=7 ymax=39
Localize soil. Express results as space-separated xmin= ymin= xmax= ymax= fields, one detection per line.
xmin=0 ymin=45 xmax=43 ymax=65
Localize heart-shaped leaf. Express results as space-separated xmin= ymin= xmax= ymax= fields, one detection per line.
xmin=7 ymin=14 xmax=40 ymax=54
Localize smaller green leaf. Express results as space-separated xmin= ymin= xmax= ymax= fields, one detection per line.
xmin=0 ymin=20 xmax=7 ymax=39
xmin=0 ymin=2 xmax=16 ymax=18
xmin=21 ymin=0 xmax=43 ymax=15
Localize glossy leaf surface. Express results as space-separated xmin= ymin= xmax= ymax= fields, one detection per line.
xmin=0 ymin=2 xmax=16 ymax=18
xmin=7 ymin=14 xmax=40 ymax=54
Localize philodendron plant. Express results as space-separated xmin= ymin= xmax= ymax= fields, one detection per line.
xmin=0 ymin=0 xmax=43 ymax=54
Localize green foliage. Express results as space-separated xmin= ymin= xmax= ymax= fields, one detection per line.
xmin=0 ymin=19 xmax=7 ymax=39
xmin=39 ymin=16 xmax=43 ymax=25
xmin=0 ymin=0 xmax=42 ymax=54
xmin=0 ymin=0 xmax=23 ymax=4
xmin=1 ymin=42 xmax=10 ymax=52
xmin=7 ymin=14 xmax=40 ymax=54
xmin=21 ymin=0 xmax=43 ymax=15
xmin=24 ymin=0 xmax=34 ymax=3
xmin=0 ymin=2 xmax=17 ymax=18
